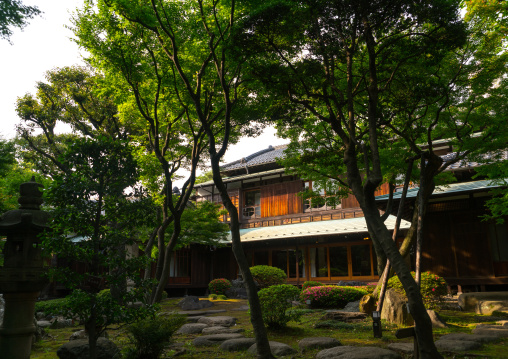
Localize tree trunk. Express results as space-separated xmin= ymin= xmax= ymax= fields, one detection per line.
xmin=209 ymin=155 xmax=274 ymax=359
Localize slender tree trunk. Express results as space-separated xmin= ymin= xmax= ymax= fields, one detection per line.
xmin=209 ymin=155 xmax=274 ymax=359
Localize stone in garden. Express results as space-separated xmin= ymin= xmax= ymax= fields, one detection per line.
xmin=232 ymin=305 xmax=249 ymax=311
xmin=37 ymin=320 xmax=52 ymax=328
xmin=381 ymin=289 xmax=413 ymax=326
xmin=176 ymin=323 xmax=208 ymax=334
xmin=201 ymin=326 xmax=244 ymax=334
xmin=341 ymin=300 xmax=360 ymax=312
xmin=56 ymin=338 xmax=119 ymax=359
xmin=321 ymin=311 xmax=367 ymax=322
xmin=69 ymin=330 xmax=88 ymax=341
xmin=472 ymin=326 xmax=508 ymax=338
xmin=359 ymin=294 xmax=376 ymax=316
xmin=168 ymin=342 xmax=186 ymax=356
xmin=178 ymin=296 xmax=214 ymax=310
xmin=387 ymin=343 xmax=413 ymax=354
xmin=427 ymin=309 xmax=448 ymax=328
xmin=197 ymin=315 xmax=237 ymax=327
xmin=219 ymin=338 xmax=256 ymax=351
xmin=298 ymin=337 xmax=341 ymax=352
xmin=226 ymin=278 xmax=248 ymax=299
xmin=498 ymin=320 xmax=508 ymax=327
xmin=193 ymin=333 xmax=243 ymax=347
xmin=438 ymin=333 xmax=499 ymax=344
xmin=248 ymin=341 xmax=297 ymax=356
xmin=434 ymin=339 xmax=482 ymax=351
xmin=316 ymin=346 xmax=402 ymax=359
xmin=185 ymin=316 xmax=205 ymax=323
xmin=50 ymin=318 xmax=74 ymax=329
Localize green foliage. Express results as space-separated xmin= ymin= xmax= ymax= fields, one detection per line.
xmin=124 ymin=313 xmax=186 ymax=359
xmin=249 ymin=265 xmax=286 ymax=289
xmin=0 ymin=0 xmax=41 ymax=42
xmin=208 ymin=278 xmax=232 ymax=296
xmin=258 ymin=284 xmax=302 ymax=328
xmin=388 ymin=271 xmax=448 ymax=308
xmin=300 ymin=286 xmax=368 ymax=309
xmin=301 ymin=281 xmax=323 ymax=291
xmin=208 ymin=294 xmax=228 ymax=300
xmin=34 ymin=298 xmax=69 ymax=315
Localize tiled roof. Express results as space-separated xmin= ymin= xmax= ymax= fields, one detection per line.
xmin=221 ymin=144 xmax=287 ymax=171
xmin=225 ymin=215 xmax=410 ymax=242
xmin=375 ymin=178 xmax=507 ymax=201
xmin=441 ymin=151 xmax=508 ymax=171
xmin=195 ymin=168 xmax=286 ymax=188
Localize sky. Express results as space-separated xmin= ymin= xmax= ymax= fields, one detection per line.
xmin=0 ymin=0 xmax=287 ymax=171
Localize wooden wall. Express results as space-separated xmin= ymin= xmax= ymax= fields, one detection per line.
xmin=261 ymin=180 xmax=303 ymax=217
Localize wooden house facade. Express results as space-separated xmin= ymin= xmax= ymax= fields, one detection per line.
xmin=164 ymin=144 xmax=508 ymax=294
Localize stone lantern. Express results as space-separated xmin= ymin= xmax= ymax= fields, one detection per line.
xmin=0 ymin=176 xmax=50 ymax=359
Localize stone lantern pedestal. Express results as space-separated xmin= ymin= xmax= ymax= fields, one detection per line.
xmin=0 ymin=177 xmax=50 ymax=359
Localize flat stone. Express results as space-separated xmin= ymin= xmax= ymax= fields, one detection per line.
xmin=219 ymin=338 xmax=256 ymax=351
xmin=197 ymin=316 xmax=237 ymax=327
xmin=56 ymin=338 xmax=119 ymax=359
xmin=177 ymin=309 xmax=226 ymax=316
xmin=193 ymin=333 xmax=243 ymax=347
xmin=69 ymin=330 xmax=87 ymax=341
xmin=178 ymin=296 xmax=214 ymax=310
xmin=232 ymin=305 xmax=250 ymax=311
xmin=340 ymin=300 xmax=360 ymax=312
xmin=316 ymin=346 xmax=402 ymax=359
xmin=472 ymin=327 xmax=508 ymax=338
xmin=321 ymin=312 xmax=367 ymax=322
xmin=387 ymin=343 xmax=413 ymax=354
xmin=427 ymin=309 xmax=448 ymax=328
xmin=298 ymin=337 xmax=341 ymax=352
xmin=248 ymin=341 xmax=297 ymax=356
xmin=201 ymin=326 xmax=244 ymax=334
xmin=176 ymin=323 xmax=208 ymax=334
xmin=37 ymin=320 xmax=52 ymax=328
xmin=498 ymin=320 xmax=508 ymax=327
xmin=458 ymin=292 xmax=508 ymax=312
xmin=435 ymin=339 xmax=482 ymax=351
xmin=186 ymin=316 xmax=204 ymax=323
xmin=50 ymin=318 xmax=74 ymax=329
xmin=439 ymin=333 xmax=499 ymax=344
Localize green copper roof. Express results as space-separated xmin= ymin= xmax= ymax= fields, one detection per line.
xmin=226 ymin=215 xmax=410 ymax=243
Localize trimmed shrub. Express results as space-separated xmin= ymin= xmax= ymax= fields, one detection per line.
xmin=258 ymin=284 xmax=302 ymax=328
xmin=302 ymin=281 xmax=324 ymax=291
xmin=249 ymin=265 xmax=286 ymax=288
xmin=387 ymin=271 xmax=448 ymax=308
xmin=208 ymin=294 xmax=228 ymax=300
xmin=124 ymin=313 xmax=186 ymax=359
xmin=208 ymin=278 xmax=232 ymax=295
xmin=300 ymin=286 xmax=368 ymax=309
xmin=34 ymin=298 xmax=68 ymax=315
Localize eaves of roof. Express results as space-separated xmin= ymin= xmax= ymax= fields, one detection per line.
xmin=375 ymin=178 xmax=507 ymax=202
xmin=195 ymin=168 xmax=287 ymax=188
xmin=225 ymin=215 xmax=410 ymax=243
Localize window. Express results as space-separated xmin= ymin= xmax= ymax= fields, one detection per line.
xmin=351 ymin=244 xmax=372 ymax=276
xmin=272 ymin=249 xmax=305 ymax=278
xmin=243 ymin=190 xmax=261 ymax=218
xmin=310 ymin=247 xmax=328 ymax=278
xmin=169 ymin=248 xmax=190 ymax=278
xmin=329 ymin=246 xmax=349 ymax=276
xmin=303 ymin=181 xmax=342 ymax=212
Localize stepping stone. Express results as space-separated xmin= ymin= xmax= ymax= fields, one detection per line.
xmin=219 ymin=338 xmax=256 ymax=351
xmin=321 ymin=312 xmax=367 ymax=322
xmin=316 ymin=346 xmax=402 ymax=359
xmin=232 ymin=305 xmax=250 ymax=311
xmin=427 ymin=309 xmax=448 ymax=328
xmin=201 ymin=326 xmax=244 ymax=334
xmin=176 ymin=323 xmax=208 ymax=334
xmin=439 ymin=333 xmax=499 ymax=344
xmin=178 ymin=296 xmax=214 ymax=310
xmin=177 ymin=309 xmax=226 ymax=316
xmin=37 ymin=321 xmax=52 ymax=328
xmin=186 ymin=316 xmax=205 ymax=323
xmin=248 ymin=341 xmax=297 ymax=356
xmin=193 ymin=333 xmax=243 ymax=347
xmin=197 ymin=316 xmax=237 ymax=327
xmin=434 ymin=339 xmax=482 ymax=352
xmin=472 ymin=326 xmax=508 ymax=338
xmin=298 ymin=337 xmax=341 ymax=352
xmin=388 ymin=343 xmax=413 ymax=354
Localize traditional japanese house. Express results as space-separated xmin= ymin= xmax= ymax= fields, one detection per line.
xmin=167 ymin=144 xmax=507 ymax=294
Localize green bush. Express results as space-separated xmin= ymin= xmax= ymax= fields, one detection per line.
xmin=208 ymin=278 xmax=232 ymax=295
xmin=249 ymin=265 xmax=286 ymax=288
xmin=208 ymin=294 xmax=228 ymax=300
xmin=34 ymin=298 xmax=69 ymax=315
xmin=300 ymin=286 xmax=368 ymax=309
xmin=387 ymin=271 xmax=448 ymax=308
xmin=301 ymin=281 xmax=324 ymax=291
xmin=258 ymin=284 xmax=302 ymax=328
xmin=124 ymin=313 xmax=186 ymax=359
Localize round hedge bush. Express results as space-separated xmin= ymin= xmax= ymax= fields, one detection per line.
xmin=387 ymin=271 xmax=447 ymax=308
xmin=301 ymin=281 xmax=324 ymax=291
xmin=258 ymin=284 xmax=302 ymax=328
xmin=249 ymin=265 xmax=286 ymax=288
xmin=300 ymin=286 xmax=368 ymax=309
xmin=208 ymin=278 xmax=232 ymax=295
